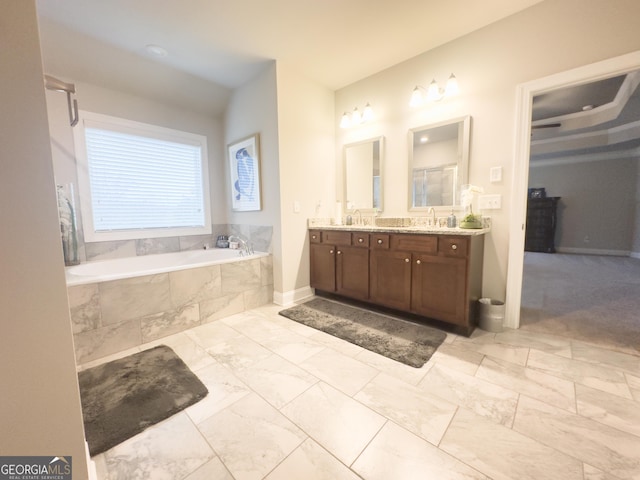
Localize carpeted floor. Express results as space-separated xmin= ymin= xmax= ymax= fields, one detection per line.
xmin=78 ymin=345 xmax=208 ymax=456
xmin=520 ymin=252 xmax=640 ymax=355
xmin=279 ymin=297 xmax=447 ymax=368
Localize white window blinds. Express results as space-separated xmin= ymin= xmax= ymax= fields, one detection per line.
xmin=74 ymin=111 xmax=211 ymax=242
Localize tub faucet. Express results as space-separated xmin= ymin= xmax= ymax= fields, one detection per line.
xmin=228 ymin=235 xmax=253 ymax=256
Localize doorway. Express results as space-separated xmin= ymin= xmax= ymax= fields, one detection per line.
xmin=505 ymin=50 xmax=640 ymax=330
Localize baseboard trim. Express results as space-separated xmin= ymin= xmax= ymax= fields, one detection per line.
xmin=555 ymin=247 xmax=631 ymax=257
xmin=273 ymin=286 xmax=314 ymax=307
xmin=630 ymin=251 xmax=640 ymax=259
xmin=86 ymin=441 xmax=98 ymax=480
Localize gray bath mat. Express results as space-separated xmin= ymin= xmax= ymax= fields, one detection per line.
xmin=279 ymin=298 xmax=447 ymax=368
xmin=78 ymin=345 xmax=208 ymax=456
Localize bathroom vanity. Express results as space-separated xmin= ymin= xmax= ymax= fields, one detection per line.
xmin=309 ymin=225 xmax=487 ymax=335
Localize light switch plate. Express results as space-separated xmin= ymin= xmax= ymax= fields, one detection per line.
xmin=478 ymin=194 xmax=502 ymax=210
xmin=490 ymin=166 xmax=502 ymax=183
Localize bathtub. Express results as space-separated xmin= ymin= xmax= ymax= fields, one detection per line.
xmin=66 ymin=248 xmax=269 ymax=286
xmin=67 ymin=247 xmax=273 ymax=364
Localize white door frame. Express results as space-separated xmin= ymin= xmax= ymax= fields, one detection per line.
xmin=504 ymin=50 xmax=640 ymax=329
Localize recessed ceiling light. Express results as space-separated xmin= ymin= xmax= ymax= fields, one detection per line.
xmin=420 ymin=135 xmax=429 ymax=143
xmin=145 ymin=44 xmax=168 ymax=57
xmin=582 ymin=104 xmax=595 ymax=111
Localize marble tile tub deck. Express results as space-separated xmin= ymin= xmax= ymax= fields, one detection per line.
xmin=68 ymin=255 xmax=273 ymax=364
xmin=81 ymin=302 xmax=640 ymax=480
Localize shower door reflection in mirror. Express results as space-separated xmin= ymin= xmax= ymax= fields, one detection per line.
xmin=409 ymin=116 xmax=470 ymax=210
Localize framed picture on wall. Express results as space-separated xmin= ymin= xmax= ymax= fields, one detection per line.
xmin=228 ymin=134 xmax=262 ymax=211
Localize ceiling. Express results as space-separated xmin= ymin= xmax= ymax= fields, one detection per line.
xmin=36 ymin=0 xmax=543 ymax=114
xmin=530 ymin=70 xmax=640 ymax=161
xmin=35 ymin=0 xmax=640 ymax=160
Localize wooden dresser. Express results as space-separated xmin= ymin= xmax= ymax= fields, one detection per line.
xmin=525 ymin=197 xmax=560 ymax=253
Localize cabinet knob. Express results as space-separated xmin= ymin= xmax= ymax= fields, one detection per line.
xmin=358 ymin=238 xmax=364 ymax=243
xmin=416 ymin=260 xmax=421 ymax=265
xmin=451 ymin=244 xmax=458 ymax=250
xmin=337 ymin=250 xmax=342 ymax=255
xmin=377 ymin=239 xmax=383 ymax=244
xmin=405 ymin=258 xmax=410 ymax=263
xmin=330 ymin=249 xmax=334 ymax=254
xmin=312 ymin=235 xmax=316 ymax=239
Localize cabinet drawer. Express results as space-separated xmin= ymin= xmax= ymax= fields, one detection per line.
xmin=352 ymin=233 xmax=370 ymax=248
xmin=439 ymin=236 xmax=469 ymax=257
xmin=371 ymin=234 xmax=390 ymax=249
xmin=323 ymin=230 xmax=351 ymax=245
xmin=309 ymin=230 xmax=322 ymax=243
xmin=391 ymin=234 xmax=437 ymax=254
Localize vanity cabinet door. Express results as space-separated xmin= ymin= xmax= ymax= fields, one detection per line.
xmin=411 ymin=253 xmax=467 ymax=326
xmin=336 ymin=245 xmax=369 ymax=300
xmin=370 ymin=249 xmax=412 ymax=311
xmin=310 ymin=243 xmax=336 ymax=292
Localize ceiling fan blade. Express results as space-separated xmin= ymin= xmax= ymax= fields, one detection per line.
xmin=531 ymin=123 xmax=562 ymax=129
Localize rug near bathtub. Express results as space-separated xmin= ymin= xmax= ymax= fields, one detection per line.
xmin=279 ymin=297 xmax=447 ymax=368
xmin=78 ymin=345 xmax=208 ymax=456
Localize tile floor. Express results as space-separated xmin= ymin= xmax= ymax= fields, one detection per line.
xmin=82 ymin=302 xmax=640 ymax=480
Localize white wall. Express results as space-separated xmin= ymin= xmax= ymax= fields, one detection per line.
xmin=225 ymin=64 xmax=283 ymax=283
xmin=275 ymin=63 xmax=336 ymax=301
xmin=0 ymin=1 xmax=88 ymax=473
xmin=335 ymin=0 xmax=640 ymax=301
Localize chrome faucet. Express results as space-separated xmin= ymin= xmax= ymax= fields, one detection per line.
xmin=228 ymin=235 xmax=253 ymax=256
xmin=353 ymin=209 xmax=362 ymax=225
xmin=427 ymin=207 xmax=436 ymax=226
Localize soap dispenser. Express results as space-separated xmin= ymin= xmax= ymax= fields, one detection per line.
xmin=447 ymin=210 xmax=457 ymax=228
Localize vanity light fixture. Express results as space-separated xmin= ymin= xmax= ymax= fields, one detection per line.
xmin=340 ymin=103 xmax=374 ymax=128
xmin=410 ymin=74 xmax=459 ymax=107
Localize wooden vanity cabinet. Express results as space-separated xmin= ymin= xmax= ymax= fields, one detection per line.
xmin=411 ymin=252 xmax=467 ymax=325
xmin=309 ymin=240 xmax=336 ymax=292
xmin=369 ymin=234 xmax=412 ymax=311
xmin=311 ymin=228 xmax=484 ymax=334
xmin=309 ymin=230 xmax=369 ymax=300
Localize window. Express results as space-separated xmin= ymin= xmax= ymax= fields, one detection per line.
xmin=73 ymin=111 xmax=211 ymax=242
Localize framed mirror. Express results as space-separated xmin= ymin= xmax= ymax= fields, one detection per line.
xmin=344 ymin=136 xmax=383 ymax=212
xmin=408 ymin=116 xmax=470 ymax=210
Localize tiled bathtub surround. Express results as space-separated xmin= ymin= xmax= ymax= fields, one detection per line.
xmin=83 ymin=224 xmax=273 ymax=262
xmin=68 ymin=255 xmax=273 ymax=364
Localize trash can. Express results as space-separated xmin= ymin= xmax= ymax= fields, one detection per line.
xmin=478 ymin=298 xmax=504 ymax=333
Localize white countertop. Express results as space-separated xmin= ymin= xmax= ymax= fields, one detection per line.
xmin=309 ymin=224 xmax=490 ymax=236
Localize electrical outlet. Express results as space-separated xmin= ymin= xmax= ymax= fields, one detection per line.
xmin=478 ymin=194 xmax=502 ymax=210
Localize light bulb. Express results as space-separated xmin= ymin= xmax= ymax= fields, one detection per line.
xmin=362 ymin=103 xmax=373 ymax=122
xmin=340 ymin=112 xmax=350 ymax=129
xmin=351 ymin=107 xmax=361 ymax=125
xmin=426 ymin=79 xmax=441 ymax=102
xmin=445 ymin=74 xmax=459 ymax=97
xmin=410 ymin=87 xmax=423 ymax=107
